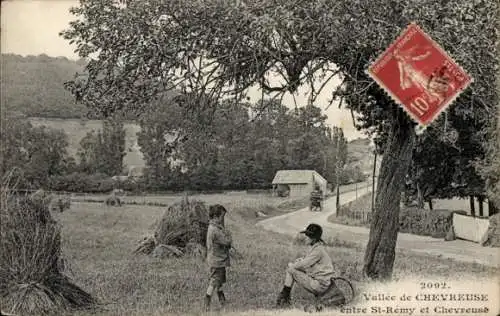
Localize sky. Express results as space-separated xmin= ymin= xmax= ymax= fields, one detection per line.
xmin=1 ymin=0 xmax=365 ymax=140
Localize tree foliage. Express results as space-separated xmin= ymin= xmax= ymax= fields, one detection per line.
xmin=0 ymin=118 xmax=72 ymax=188
xmin=77 ymin=119 xmax=126 ymax=176
xmin=137 ymin=95 xmax=349 ymax=191
xmin=405 ymin=108 xmax=488 ymax=206
xmin=61 ymin=0 xmax=497 ymax=123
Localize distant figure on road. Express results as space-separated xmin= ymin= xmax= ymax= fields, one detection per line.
xmin=310 ymin=185 xmax=323 ymax=200
xmin=276 ymin=224 xmax=344 ymax=308
xmin=310 ymin=185 xmax=323 ymax=211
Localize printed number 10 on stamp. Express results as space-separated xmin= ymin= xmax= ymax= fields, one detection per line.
xmin=367 ymin=22 xmax=473 ymax=131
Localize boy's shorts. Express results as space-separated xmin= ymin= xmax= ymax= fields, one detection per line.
xmin=209 ymin=267 xmax=226 ymax=287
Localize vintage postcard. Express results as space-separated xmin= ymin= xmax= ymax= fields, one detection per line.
xmin=1 ymin=1 xmax=499 ymax=316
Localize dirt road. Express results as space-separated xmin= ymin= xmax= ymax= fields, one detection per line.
xmin=257 ymin=189 xmax=500 ymax=268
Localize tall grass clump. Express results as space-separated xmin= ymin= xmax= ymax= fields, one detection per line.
xmin=0 ymin=175 xmax=96 ymax=315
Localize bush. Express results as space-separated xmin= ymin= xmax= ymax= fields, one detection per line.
xmin=331 ymin=194 xmax=468 ymax=239
xmin=482 ymin=213 xmax=500 ymax=247
xmin=120 ymin=178 xmax=145 ymax=193
xmin=339 ymin=166 xmax=367 ymax=185
xmin=399 ymin=208 xmax=467 ymax=238
xmin=49 ymin=173 xmax=114 ymax=193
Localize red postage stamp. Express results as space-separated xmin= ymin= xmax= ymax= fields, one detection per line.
xmin=367 ymin=22 xmax=472 ymax=130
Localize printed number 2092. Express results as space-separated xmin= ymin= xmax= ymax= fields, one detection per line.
xmin=420 ymin=282 xmax=450 ymax=290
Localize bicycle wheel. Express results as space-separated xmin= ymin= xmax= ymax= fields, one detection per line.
xmin=332 ymin=277 xmax=355 ymax=304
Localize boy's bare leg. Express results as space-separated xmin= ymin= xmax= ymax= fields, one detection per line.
xmin=206 ymin=283 xmax=226 ymax=310
xmin=284 ymin=270 xmax=295 ymax=288
xmin=205 ymin=279 xmax=221 ymax=310
xmin=276 ymin=268 xmax=295 ymax=307
xmin=277 ymin=266 xmax=326 ymax=307
xmin=205 ymin=284 xmax=214 ymax=311
xmin=217 ymin=285 xmax=226 ymax=305
xmin=206 ymin=284 xmax=215 ymax=296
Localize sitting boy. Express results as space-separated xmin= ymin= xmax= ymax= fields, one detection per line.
xmin=276 ymin=223 xmax=340 ymax=307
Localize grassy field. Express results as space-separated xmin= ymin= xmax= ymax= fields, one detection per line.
xmin=71 ymin=192 xmax=309 ymax=218
xmin=71 ymin=182 xmax=372 ymax=203
xmin=52 ymin=193 xmax=499 ymax=316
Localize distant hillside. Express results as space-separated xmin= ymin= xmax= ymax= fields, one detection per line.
xmin=1 ymin=53 xmax=87 ymax=118
xmin=346 ymin=137 xmax=381 ymax=177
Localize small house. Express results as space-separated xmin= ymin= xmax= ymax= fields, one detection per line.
xmin=272 ymin=170 xmax=327 ymax=198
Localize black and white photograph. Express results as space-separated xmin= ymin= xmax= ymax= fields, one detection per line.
xmin=1 ymin=1 xmax=499 ymax=315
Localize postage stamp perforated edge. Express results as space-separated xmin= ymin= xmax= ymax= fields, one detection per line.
xmin=411 ymin=22 xmax=474 ymax=129
xmin=366 ymin=22 xmax=474 ymax=134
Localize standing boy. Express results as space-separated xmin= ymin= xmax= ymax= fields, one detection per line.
xmin=205 ymin=204 xmax=232 ymax=311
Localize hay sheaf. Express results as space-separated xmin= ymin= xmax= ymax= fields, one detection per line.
xmin=49 ymin=195 xmax=71 ymax=213
xmin=0 ymin=189 xmax=96 ymax=315
xmin=134 ymin=198 xmax=209 ymax=258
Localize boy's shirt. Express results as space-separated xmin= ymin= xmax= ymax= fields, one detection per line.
xmin=206 ymin=219 xmax=232 ymax=268
xmin=289 ymin=242 xmax=334 ymax=285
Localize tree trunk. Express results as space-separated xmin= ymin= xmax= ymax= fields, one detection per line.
xmin=336 ymin=183 xmax=340 ymax=210
xmin=478 ymin=196 xmax=484 ymax=217
xmin=489 ymin=200 xmax=498 ymax=216
xmin=372 ymin=152 xmax=377 ymax=212
xmin=416 ymin=183 xmax=424 ymax=208
xmin=363 ymin=119 xmax=416 ymax=280
xmin=470 ymin=196 xmax=476 ymax=217
xmin=428 ymin=199 xmax=433 ymax=210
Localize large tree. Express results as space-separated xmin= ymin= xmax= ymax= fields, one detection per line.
xmin=62 ymin=0 xmax=498 ymax=279
xmin=475 ymin=5 xmax=500 ymax=212
xmin=405 ymin=108 xmax=488 ymax=213
xmin=77 ymin=119 xmax=126 ymax=176
xmin=0 ymin=118 xmax=71 ymax=188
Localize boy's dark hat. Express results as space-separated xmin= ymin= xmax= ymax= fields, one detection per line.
xmin=300 ymin=223 xmax=323 ymax=242
xmin=209 ymin=204 xmax=227 ymax=218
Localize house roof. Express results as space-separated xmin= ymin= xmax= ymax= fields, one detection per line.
xmin=272 ymin=170 xmax=326 ymax=184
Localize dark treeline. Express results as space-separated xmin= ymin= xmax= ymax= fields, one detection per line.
xmin=137 ymin=97 xmax=350 ymax=191
xmin=1 ymin=97 xmax=357 ymax=193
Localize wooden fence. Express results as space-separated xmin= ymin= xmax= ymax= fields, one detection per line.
xmin=337 ymin=206 xmax=372 ymax=225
